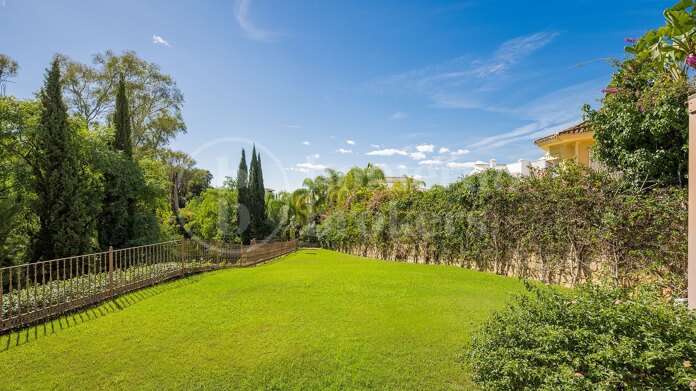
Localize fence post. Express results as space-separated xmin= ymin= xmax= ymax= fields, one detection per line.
xmin=240 ymin=244 xmax=244 ymax=267
xmin=180 ymin=240 xmax=186 ymax=275
xmin=108 ymin=246 xmax=114 ymax=296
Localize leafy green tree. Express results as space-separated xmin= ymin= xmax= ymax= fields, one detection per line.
xmin=180 ymin=187 xmax=238 ymax=242
xmin=583 ymin=58 xmax=690 ymax=186
xmin=30 ymin=58 xmax=94 ymax=260
xmin=0 ymin=53 xmax=19 ymax=96
xmin=0 ymin=97 xmax=41 ymax=266
xmin=61 ymin=50 xmax=185 ymax=153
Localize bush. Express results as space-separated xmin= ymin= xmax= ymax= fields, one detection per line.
xmin=465 ymin=282 xmax=696 ymax=390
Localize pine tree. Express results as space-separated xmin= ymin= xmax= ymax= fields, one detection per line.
xmin=236 ymin=149 xmax=250 ymax=243
xmin=31 ymin=58 xmax=93 ymax=260
xmin=98 ymin=75 xmax=134 ymax=249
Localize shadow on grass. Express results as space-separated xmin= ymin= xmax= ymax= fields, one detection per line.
xmin=0 ymin=274 xmax=205 ymax=352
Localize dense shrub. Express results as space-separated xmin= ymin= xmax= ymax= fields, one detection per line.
xmin=316 ymin=162 xmax=687 ymax=293
xmin=465 ymin=282 xmax=696 ymax=390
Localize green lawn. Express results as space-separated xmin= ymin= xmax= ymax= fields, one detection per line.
xmin=0 ymin=249 xmax=523 ymax=390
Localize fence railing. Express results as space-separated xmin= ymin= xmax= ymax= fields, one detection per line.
xmin=0 ymin=239 xmax=298 ymax=333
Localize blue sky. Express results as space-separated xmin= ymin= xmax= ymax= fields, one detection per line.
xmin=0 ymin=0 xmax=667 ymax=190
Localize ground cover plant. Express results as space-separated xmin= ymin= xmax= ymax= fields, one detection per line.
xmin=0 ymin=249 xmax=524 ymax=389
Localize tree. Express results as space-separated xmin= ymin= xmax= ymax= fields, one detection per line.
xmin=247 ymin=146 xmax=264 ymax=239
xmin=112 ymin=75 xmax=133 ymax=157
xmin=583 ymin=58 xmax=690 ymax=186
xmin=61 ymin=50 xmax=186 ymax=153
xmin=236 ymin=149 xmax=250 ymax=243
xmin=31 ymin=58 xmax=93 ymax=260
xmin=98 ymin=76 xmax=135 ymax=249
xmin=0 ymin=53 xmax=19 ymax=96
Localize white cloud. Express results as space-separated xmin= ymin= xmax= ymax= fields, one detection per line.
xmin=152 ymin=35 xmax=171 ymax=47
xmin=309 ymin=154 xmax=320 ymax=159
xmin=296 ymin=162 xmax=326 ymax=170
xmin=438 ymin=147 xmax=449 ymax=153
xmin=302 ymin=141 xmax=310 ymax=145
xmin=283 ymin=125 xmax=303 ymax=129
xmin=446 ymin=161 xmax=479 ymax=169
xmin=370 ymin=144 xmax=381 ymax=148
xmin=337 ymin=148 xmax=352 ymax=154
xmin=346 ymin=140 xmax=356 ymax=145
xmin=419 ymin=159 xmax=443 ymax=166
xmin=409 ymin=152 xmax=426 ymax=160
xmin=1 ymin=1 xmax=6 ymax=7
xmin=389 ymin=112 xmax=409 ymax=120
xmin=397 ymin=164 xmax=408 ymax=169
xmin=234 ymin=0 xmax=281 ymax=42
xmin=451 ymin=149 xmax=470 ymax=155
xmin=416 ymin=144 xmax=434 ymax=153
xmin=367 ymin=148 xmax=409 ymax=157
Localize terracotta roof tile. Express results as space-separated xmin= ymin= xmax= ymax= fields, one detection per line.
xmin=533 ymin=121 xmax=592 ymax=145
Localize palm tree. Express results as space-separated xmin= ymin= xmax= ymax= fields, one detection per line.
xmin=323 ymin=168 xmax=344 ymax=208
xmin=392 ymin=175 xmax=425 ymax=194
xmin=338 ymin=163 xmax=385 ymax=208
xmin=302 ymin=175 xmax=328 ymax=218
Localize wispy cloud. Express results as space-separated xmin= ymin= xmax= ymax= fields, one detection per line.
xmin=368 ymin=31 xmax=559 ymax=111
xmin=152 ymin=35 xmax=171 ymax=47
xmin=466 ymin=80 xmax=604 ymax=151
xmin=389 ymin=112 xmax=409 ymax=120
xmin=234 ymin=0 xmax=281 ymax=42
xmin=439 ymin=147 xmax=449 ymax=153
xmin=337 ymin=148 xmax=352 ymax=154
xmin=451 ymin=149 xmax=470 ymax=155
xmin=346 ymin=140 xmax=356 ymax=145
xmin=370 ymin=144 xmax=381 ymax=148
xmin=282 ymin=125 xmax=303 ymax=129
xmin=416 ymin=144 xmax=434 ymax=153
xmin=301 ymin=141 xmax=310 ymax=146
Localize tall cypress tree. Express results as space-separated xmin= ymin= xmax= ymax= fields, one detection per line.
xmin=31 ymin=58 xmax=92 ymax=260
xmin=112 ymin=75 xmax=132 ymax=158
xmin=248 ymin=146 xmax=260 ymax=239
xmin=98 ymin=75 xmax=134 ymax=249
xmin=236 ymin=149 xmax=250 ymax=243
xmin=255 ymin=154 xmax=266 ymax=222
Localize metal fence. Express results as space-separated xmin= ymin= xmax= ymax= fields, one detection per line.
xmin=0 ymin=239 xmax=298 ymax=333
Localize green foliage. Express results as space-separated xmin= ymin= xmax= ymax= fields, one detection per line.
xmin=180 ymin=187 xmax=238 ymax=242
xmin=626 ymin=0 xmax=696 ymax=81
xmin=30 ymin=59 xmax=95 ymax=260
xmin=584 ymin=58 xmax=690 ymax=187
xmin=466 ymin=282 xmax=696 ymax=390
xmin=61 ymin=50 xmax=186 ymax=153
xmin=98 ymin=76 xmax=136 ymax=249
xmin=316 ymin=162 xmax=687 ymax=293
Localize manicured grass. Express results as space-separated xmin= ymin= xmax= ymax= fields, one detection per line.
xmin=0 ymin=249 xmax=524 ymax=390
